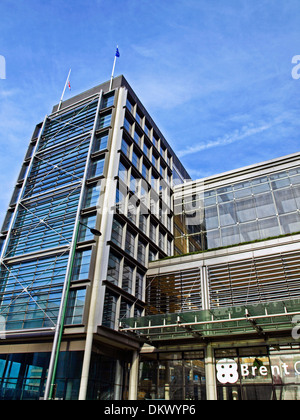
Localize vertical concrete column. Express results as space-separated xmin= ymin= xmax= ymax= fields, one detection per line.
xmin=205 ymin=343 xmax=217 ymax=400
xmin=128 ymin=350 xmax=139 ymax=400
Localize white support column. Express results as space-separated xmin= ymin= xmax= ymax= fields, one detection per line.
xmin=78 ymin=87 xmax=127 ymax=400
xmin=205 ymin=343 xmax=217 ymax=400
xmin=128 ymin=350 xmax=139 ymax=400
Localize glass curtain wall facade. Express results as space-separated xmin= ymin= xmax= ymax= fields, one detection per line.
xmin=0 ymin=76 xmax=191 ymax=400
xmin=174 ymin=166 xmax=300 ymax=255
xmin=0 ymin=96 xmax=102 ymax=333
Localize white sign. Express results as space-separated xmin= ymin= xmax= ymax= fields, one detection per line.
xmin=216 ymin=358 xmax=300 ymax=385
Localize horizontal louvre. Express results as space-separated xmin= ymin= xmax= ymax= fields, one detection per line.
xmin=146 ymin=268 xmax=201 ymax=315
xmin=208 ymin=251 xmax=300 ymax=308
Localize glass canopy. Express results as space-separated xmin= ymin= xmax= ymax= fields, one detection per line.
xmin=120 ymin=298 xmax=300 ymax=342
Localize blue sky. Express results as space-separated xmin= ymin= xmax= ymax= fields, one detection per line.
xmin=0 ymin=0 xmax=300 ymax=223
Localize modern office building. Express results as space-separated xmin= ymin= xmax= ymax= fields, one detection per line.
xmin=0 ymin=75 xmax=190 ymax=400
xmin=1 ymin=75 xmax=300 ymax=400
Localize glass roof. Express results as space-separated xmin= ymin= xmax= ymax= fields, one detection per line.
xmin=120 ymin=299 xmax=300 ymax=342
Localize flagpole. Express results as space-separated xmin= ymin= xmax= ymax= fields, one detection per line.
xmin=58 ymin=69 xmax=71 ymax=111
xmin=109 ymin=46 xmax=118 ymax=91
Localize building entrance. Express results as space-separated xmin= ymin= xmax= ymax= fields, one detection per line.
xmin=215 ymin=345 xmax=300 ymax=400
xmin=138 ymin=351 xmax=206 ymax=400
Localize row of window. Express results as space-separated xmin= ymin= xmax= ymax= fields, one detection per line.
xmin=0 ymin=254 xmax=70 ymax=330
xmin=125 ymin=96 xmax=172 ymax=168
xmin=102 ymin=288 xmax=143 ymax=330
xmin=175 ymin=211 xmax=300 ymax=254
xmin=111 ymin=217 xmax=172 ymax=261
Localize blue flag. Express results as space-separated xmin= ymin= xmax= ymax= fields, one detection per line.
xmin=115 ymin=47 xmax=120 ymax=58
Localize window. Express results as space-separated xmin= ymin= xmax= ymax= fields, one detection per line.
xmin=125 ymin=229 xmax=136 ymax=257
xmin=90 ymin=157 xmax=105 ymax=178
xmin=145 ymin=122 xmax=151 ymax=138
xmin=137 ymin=240 xmax=146 ymax=265
xmin=126 ymin=98 xmax=134 ymax=114
xmin=130 ymin=174 xmax=138 ymax=194
xmin=143 ymin=142 xmax=151 ymax=159
xmin=149 ymin=222 xmax=157 ymax=243
xmin=102 ymin=290 xmax=118 ymax=329
xmin=118 ymin=162 xmax=128 ymax=184
xmin=122 ymin=262 xmax=134 ymax=293
xmin=101 ymin=92 xmax=114 ymax=109
xmin=120 ymin=299 xmax=131 ymax=321
xmin=98 ymin=112 xmax=111 ymax=129
xmin=121 ymin=138 xmax=130 ymax=158
xmin=72 ymin=249 xmax=92 ymax=281
xmin=79 ymin=214 xmax=97 ymax=242
xmin=84 ymin=182 xmax=101 ymax=208
xmin=135 ymin=271 xmax=144 ymax=300
xmin=152 ymin=153 xmax=158 ymax=170
xmin=159 ymin=230 xmax=165 ymax=251
xmin=149 ymin=248 xmax=157 ymax=262
xmin=124 ymin=117 xmax=133 ymax=135
xmin=107 ymin=252 xmax=121 ymax=285
xmin=151 ymin=174 xmax=159 ymax=193
xmin=132 ymin=150 xmax=140 ymax=170
xmin=142 ymin=162 xmax=150 ymax=181
xmin=94 ymin=132 xmax=108 ymax=152
xmin=134 ymin=130 xmax=142 ymax=147
xmin=135 ymin=111 xmax=143 ymax=126
xmin=111 ymin=218 xmax=123 ymax=247
xmin=65 ymin=289 xmax=86 ymax=325
xmin=139 ymin=213 xmax=148 ymax=234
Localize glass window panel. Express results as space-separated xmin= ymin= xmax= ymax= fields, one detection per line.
xmin=258 ymin=217 xmax=281 ymax=238
xmin=79 ymin=214 xmax=97 ymax=241
xmin=84 ymin=182 xmax=101 ymax=208
xmin=236 ymin=198 xmax=256 ymax=222
xmin=118 ymin=162 xmax=128 ymax=184
xmin=234 ymin=187 xmax=252 ymax=199
xmin=98 ymin=112 xmax=111 ymax=129
xmin=102 ymin=290 xmax=117 ymax=329
xmin=219 ymin=202 xmax=237 ymax=226
xmin=290 ymin=173 xmax=300 ymax=185
xmin=217 ymin=192 xmax=234 ymax=203
xmin=111 ymin=218 xmax=123 ymax=246
xmin=279 ymin=213 xmax=300 ymax=234
xmin=65 ymin=288 xmax=86 ymax=325
xmin=101 ymin=92 xmax=114 ymax=108
xmin=125 ymin=230 xmax=136 ymax=257
xmin=221 ymin=225 xmax=240 ymax=246
xmin=122 ymin=263 xmax=134 ymax=293
xmin=239 ymin=221 xmax=260 ymax=242
xmin=255 ymin=192 xmax=276 ymax=218
xmin=270 ymin=171 xmax=288 ymax=180
xmin=292 ymin=185 xmax=300 ymax=209
xmin=107 ymin=252 xmax=121 ymax=285
xmin=90 ymin=157 xmax=105 ymax=178
xmin=94 ymin=132 xmax=108 ymax=151
xmin=121 ymin=138 xmax=130 ymax=158
xmin=73 ymin=249 xmax=92 ymax=281
xmin=273 ymin=188 xmax=298 ymax=214
xmin=205 ymin=229 xmax=221 ymax=249
xmin=271 ymin=178 xmax=291 ymax=190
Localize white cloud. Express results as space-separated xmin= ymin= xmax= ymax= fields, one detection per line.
xmin=177 ymin=121 xmax=278 ymax=158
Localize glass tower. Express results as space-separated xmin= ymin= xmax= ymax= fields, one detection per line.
xmin=0 ymin=75 xmax=190 ymax=400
